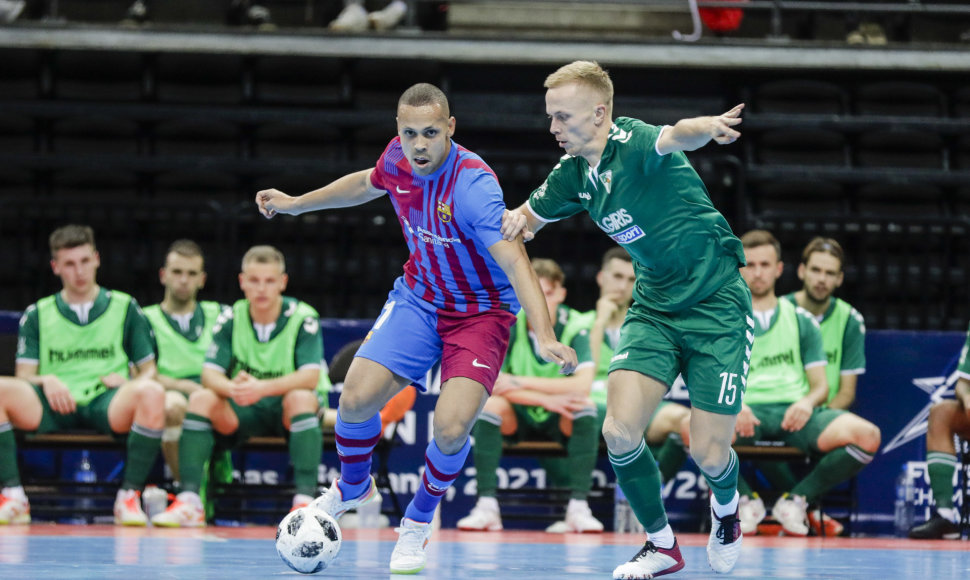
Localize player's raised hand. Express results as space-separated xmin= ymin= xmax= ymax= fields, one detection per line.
xmin=501 ymin=208 xmax=533 ymax=242
xmin=256 ymin=188 xmax=291 ymax=219
xmin=711 ymin=103 xmax=744 ymax=145
xmin=537 ymin=340 xmax=578 ymax=375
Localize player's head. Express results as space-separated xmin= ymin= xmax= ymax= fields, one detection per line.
xmin=798 ymin=237 xmax=845 ymax=304
xmin=397 ymin=83 xmax=455 ymax=177
xmin=49 ymin=224 xmax=100 ymax=296
xmin=239 ymin=245 xmax=288 ymax=314
xmin=543 ymin=61 xmax=614 ymax=160
xmin=532 ymin=258 xmax=567 ymax=319
xmin=597 ymin=247 xmax=634 ymax=307
xmin=160 ymin=239 xmax=207 ymax=305
xmin=740 ymin=229 xmax=783 ymax=299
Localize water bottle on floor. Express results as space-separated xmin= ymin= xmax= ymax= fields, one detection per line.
xmin=893 ymin=463 xmax=914 ymax=537
xmin=72 ymin=450 xmax=97 ymax=525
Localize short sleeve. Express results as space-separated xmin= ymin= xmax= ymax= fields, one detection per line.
xmin=453 ymin=169 xmax=507 ymax=248
xmin=527 ymin=161 xmax=586 ymax=222
xmin=797 ymin=310 xmax=827 ymax=368
xmin=841 ymin=308 xmax=866 ymax=374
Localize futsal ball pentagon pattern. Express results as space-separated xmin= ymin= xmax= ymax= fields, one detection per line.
xmin=275 ymin=507 xmax=342 ymax=574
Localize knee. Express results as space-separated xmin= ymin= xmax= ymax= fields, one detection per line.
xmin=164 ymin=392 xmax=188 ymax=427
xmin=187 ymin=388 xmax=220 ymax=414
xmin=283 ymin=389 xmax=318 ymax=416
xmin=434 ymin=420 xmax=471 ymax=454
xmin=602 ymin=415 xmax=640 ymax=455
xmin=136 ymin=378 xmax=165 ymax=403
xmin=689 ymin=439 xmax=731 ymax=476
xmin=928 ymin=401 xmax=960 ymax=434
xmin=855 ymin=421 xmax=881 ymax=453
xmin=337 ymin=386 xmax=377 ymax=420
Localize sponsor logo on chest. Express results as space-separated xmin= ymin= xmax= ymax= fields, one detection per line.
xmin=599 ymin=208 xmax=645 ymax=244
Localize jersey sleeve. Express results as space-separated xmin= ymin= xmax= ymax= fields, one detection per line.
xmin=123 ymin=299 xmax=157 ymax=367
xmin=205 ymin=312 xmax=234 ymax=373
xmin=796 ymin=308 xmax=827 ymax=368
xmin=15 ymin=304 xmax=40 ymax=364
xmin=957 ymin=325 xmax=970 ymax=377
xmin=453 ymin=169 xmax=507 ymax=248
xmin=841 ymin=307 xmax=866 ymax=375
xmin=294 ymin=311 xmax=325 ymax=371
xmin=570 ymin=327 xmax=593 ymax=366
xmin=527 ymin=160 xmax=586 ymax=222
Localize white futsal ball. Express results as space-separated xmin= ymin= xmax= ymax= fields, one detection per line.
xmin=275 ymin=507 xmax=342 ymax=574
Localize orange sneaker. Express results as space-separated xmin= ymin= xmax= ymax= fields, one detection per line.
xmin=114 ymin=489 xmax=148 ymax=526
xmin=150 ymin=492 xmax=205 ymax=528
xmin=808 ymin=509 xmax=844 ymax=536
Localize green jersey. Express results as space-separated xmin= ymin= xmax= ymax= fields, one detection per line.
xmin=206 ymin=297 xmax=331 ymax=401
xmin=17 ymin=288 xmax=156 ymax=405
xmin=783 ymin=293 xmax=866 ymax=404
xmin=746 ymin=299 xmax=826 ymax=405
xmin=145 ymin=301 xmax=228 ymax=382
xmin=528 ymin=117 xmax=745 ymax=312
xmin=958 ymin=322 xmax=970 ymax=379
xmin=567 ymin=310 xmax=620 ymax=408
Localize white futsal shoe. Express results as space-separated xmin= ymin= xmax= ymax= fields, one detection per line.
xmin=773 ymin=493 xmax=810 ymax=536
xmin=613 ymin=539 xmax=686 ymax=579
xmin=456 ymin=497 xmax=503 ymax=531
xmin=707 ymin=507 xmax=742 ymax=573
xmin=390 ymin=517 xmax=433 ymax=574
xmin=738 ymin=494 xmax=766 ymax=535
xmin=309 ymin=476 xmax=381 ymax=521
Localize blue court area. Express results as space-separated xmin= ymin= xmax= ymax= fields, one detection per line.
xmin=0 ymin=527 xmax=967 ymax=579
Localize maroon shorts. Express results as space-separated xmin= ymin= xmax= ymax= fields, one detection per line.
xmin=437 ymin=307 xmax=516 ymax=394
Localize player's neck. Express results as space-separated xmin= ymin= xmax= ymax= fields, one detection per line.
xmin=751 ymin=291 xmax=777 ymax=313
xmin=581 ymin=128 xmax=611 ymax=167
xmin=249 ymin=300 xmax=282 ymax=325
xmin=609 ymin=306 xmax=629 ymax=329
xmin=161 ymin=296 xmax=197 ymax=316
xmin=60 ymin=285 xmax=100 ymax=305
xmin=795 ymin=289 xmax=830 ymax=317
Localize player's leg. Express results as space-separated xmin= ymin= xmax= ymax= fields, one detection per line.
xmin=281 ymin=389 xmax=321 ymax=508
xmin=106 ymin=377 xmax=165 ymax=526
xmin=645 ymin=401 xmax=690 ymax=483
xmin=458 ymin=394 xmax=516 ymax=531
xmin=560 ymin=404 xmax=603 ymax=533
xmin=162 ymin=390 xmax=188 ymax=482
xmin=0 ymin=377 xmax=44 ymax=525
xmin=911 ymin=399 xmax=970 ymax=538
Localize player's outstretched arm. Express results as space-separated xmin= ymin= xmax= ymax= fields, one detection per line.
xmin=256 ymin=169 xmax=386 ymax=219
xmin=656 ymin=103 xmax=744 ymax=155
xmin=488 ymin=238 xmax=578 ymax=374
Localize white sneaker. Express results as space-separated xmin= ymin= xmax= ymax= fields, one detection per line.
xmin=150 ymin=491 xmax=205 ymax=528
xmin=613 ymin=540 xmax=685 ymax=579
xmin=707 ymin=507 xmax=742 ymax=573
xmin=328 ymin=2 xmax=368 ymax=31
xmin=0 ymin=491 xmax=30 ymax=525
xmin=368 ymin=0 xmax=407 ymax=30
xmin=0 ymin=0 xmax=26 ymax=24
xmin=456 ymin=497 xmax=502 ymax=531
xmin=309 ymin=476 xmax=381 ymax=520
xmin=738 ymin=495 xmax=766 ymax=535
xmin=564 ymin=499 xmax=604 ymax=533
xmin=114 ymin=489 xmax=148 ymax=526
xmin=291 ymin=493 xmax=313 ymax=511
xmin=772 ymin=493 xmax=809 ymax=536
xmin=545 ymin=520 xmax=569 ymax=534
xmin=390 ymin=518 xmax=433 ymax=574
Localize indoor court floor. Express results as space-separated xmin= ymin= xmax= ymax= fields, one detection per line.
xmin=0 ymin=525 xmax=967 ymax=579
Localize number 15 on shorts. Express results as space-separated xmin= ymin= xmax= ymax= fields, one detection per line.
xmin=718 ymin=372 xmax=739 ymax=406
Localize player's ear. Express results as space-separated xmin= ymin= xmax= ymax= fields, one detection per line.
xmin=447 ymin=116 xmax=456 ymax=137
xmin=796 ymin=263 xmax=806 ymax=281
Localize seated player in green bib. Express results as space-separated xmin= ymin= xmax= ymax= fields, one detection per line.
xmin=151 ymin=245 xmax=330 ymax=527
xmin=0 ymin=225 xmax=165 ymax=526
xmin=457 ymin=258 xmax=598 ymax=532
xmin=732 ymin=230 xmax=880 ymax=536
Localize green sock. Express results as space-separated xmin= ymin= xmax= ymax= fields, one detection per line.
xmin=758 ymin=461 xmax=799 ymax=491
xmin=791 ymin=444 xmax=873 ymax=503
xmin=538 ymin=456 xmax=570 ymax=488
xmin=0 ymin=423 xmax=20 ymax=487
xmin=610 ymin=439 xmax=667 ymax=533
xmin=927 ymin=452 xmax=957 ymax=509
xmin=289 ymin=413 xmax=323 ymax=497
xmin=737 ymin=474 xmax=753 ymax=497
xmin=471 ymin=413 xmax=503 ymax=497
xmin=121 ymin=423 xmax=162 ymax=490
xmin=566 ymin=413 xmax=598 ymax=499
xmin=179 ymin=413 xmax=215 ymax=494
xmin=652 ymin=435 xmax=688 ymax=483
xmin=701 ymin=448 xmax=739 ymax=506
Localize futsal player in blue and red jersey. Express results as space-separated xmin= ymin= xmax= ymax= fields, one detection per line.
xmin=256 ymin=83 xmax=578 ymax=574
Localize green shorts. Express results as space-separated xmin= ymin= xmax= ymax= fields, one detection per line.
xmin=216 ymin=395 xmax=287 ymax=448
xmin=508 ymin=403 xmax=565 ymax=445
xmin=32 ymin=384 xmax=120 ymax=436
xmin=610 ymin=273 xmax=753 ymax=415
xmin=736 ymin=402 xmax=846 ymax=453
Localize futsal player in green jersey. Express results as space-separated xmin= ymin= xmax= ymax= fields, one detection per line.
xmin=501 ymin=60 xmax=751 ymax=578
xmin=908 ymin=326 xmax=970 ymax=539
xmin=151 ymin=245 xmax=330 ymax=527
xmin=143 ymin=239 xmax=229 ymax=482
xmin=735 ymin=231 xmax=880 ymax=537
xmin=0 ymin=225 xmax=165 ymax=526
xmin=457 ymin=258 xmax=600 ymax=533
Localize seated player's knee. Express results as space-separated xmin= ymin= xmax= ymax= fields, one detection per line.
xmin=602 ymin=415 xmax=639 ymax=455
xmin=164 ymin=392 xmax=188 ymax=427
xmin=187 ymin=388 xmax=220 ymax=413
xmin=283 ymin=389 xmax=318 ymax=415
xmin=855 ymin=420 xmax=881 ymax=452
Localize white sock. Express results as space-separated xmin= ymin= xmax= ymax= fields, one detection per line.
xmin=937 ymin=506 xmax=960 ymax=523
xmin=648 ymin=524 xmax=675 ymax=550
xmin=712 ymin=490 xmax=740 ymax=518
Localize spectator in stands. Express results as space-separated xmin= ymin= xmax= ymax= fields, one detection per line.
xmin=329 ymin=0 xmax=408 ymax=31
xmin=0 ymin=224 xmax=165 ymax=526
xmin=907 ymin=325 xmax=970 ymax=540
xmin=458 ymin=258 xmax=599 ymax=533
xmin=500 ymin=60 xmax=747 ymax=578
xmin=255 ymin=82 xmax=577 ymax=574
xmin=732 ymin=230 xmax=880 ymax=536
xmin=150 ymin=245 xmax=330 ymax=527
xmin=143 ymin=240 xmax=231 ymax=492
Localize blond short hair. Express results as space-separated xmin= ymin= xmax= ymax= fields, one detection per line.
xmin=544 ymin=60 xmax=614 ymax=112
xmin=49 ymin=225 xmax=96 ymax=257
xmin=531 ymin=258 xmax=565 ymax=286
xmin=241 ymin=245 xmax=286 ymax=273
xmin=740 ymin=230 xmax=781 ymax=261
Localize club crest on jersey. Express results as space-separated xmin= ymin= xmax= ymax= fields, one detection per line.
xmin=436 ymin=200 xmax=453 ymax=223
xmin=599 ymin=170 xmax=613 ymax=193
